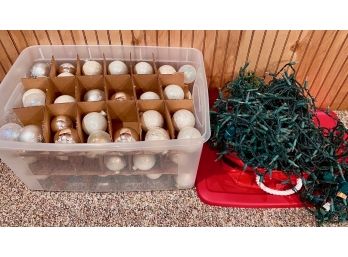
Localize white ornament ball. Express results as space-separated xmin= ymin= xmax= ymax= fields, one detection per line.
xmin=177 ymin=127 xmax=201 ymax=139
xmin=82 ymin=111 xmax=107 ymax=135
xmin=57 ymin=72 xmax=74 ymax=77
xmin=133 ymin=154 xmax=156 ymax=171
xmin=84 ymin=89 xmax=105 ymax=102
xmin=164 ymin=84 xmax=185 ymax=100
xmin=175 ymin=172 xmax=195 ymax=189
xmin=159 ymin=65 xmax=176 ymax=74
xmin=134 ymin=62 xmax=153 ymax=74
xmin=30 ymin=62 xmax=50 ymax=77
xmin=146 ymin=173 xmax=162 ymax=180
xmin=0 ymin=123 xmax=22 ymax=141
xmin=108 ymin=60 xmax=128 ymax=75
xmin=141 ymin=110 xmax=164 ymax=131
xmin=54 ymin=95 xmax=76 ymax=104
xmin=140 ymin=91 xmax=160 ymax=100
xmin=145 ymin=127 xmax=170 ymax=141
xmin=178 ymin=64 xmax=196 ymax=84
xmin=104 ymin=155 xmax=126 ymax=172
xmin=172 ymin=109 xmax=195 ymax=131
xmin=22 ymin=88 xmax=46 ymax=107
xmin=82 ymin=60 xmax=102 ymax=75
xmin=18 ymin=124 xmax=43 ymax=143
xmin=87 ymin=130 xmax=111 ymax=143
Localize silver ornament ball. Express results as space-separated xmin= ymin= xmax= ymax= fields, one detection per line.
xmin=84 ymin=89 xmax=105 ymax=102
xmin=22 ymin=88 xmax=46 ymax=107
xmin=18 ymin=124 xmax=43 ymax=143
xmin=30 ymin=62 xmax=50 ymax=78
xmin=0 ymin=123 xmax=22 ymax=141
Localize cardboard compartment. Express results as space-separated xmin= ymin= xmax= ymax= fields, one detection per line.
xmin=46 ymin=103 xmax=79 ymax=143
xmin=50 ymin=76 xmax=78 ymax=104
xmin=51 ymin=55 xmax=80 ymax=77
xmin=137 ymin=100 xmax=175 ymax=140
xmin=76 ymin=75 xmax=106 ymax=102
xmin=133 ymin=74 xmax=163 ymax=100
xmin=159 ymin=72 xmax=192 ymax=99
xmin=106 ymin=100 xmax=141 ymax=141
xmin=77 ymin=101 xmax=109 ymax=143
xmin=105 ymin=74 xmax=134 ymax=100
xmin=21 ymin=77 xmax=55 ymax=105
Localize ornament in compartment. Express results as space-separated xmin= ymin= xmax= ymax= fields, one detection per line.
xmin=29 ymin=62 xmax=50 ymax=78
xmin=22 ymin=88 xmax=46 ymax=107
xmin=82 ymin=60 xmax=102 ymax=75
xmin=108 ymin=60 xmax=128 ymax=75
xmin=82 ymin=111 xmax=108 ymax=135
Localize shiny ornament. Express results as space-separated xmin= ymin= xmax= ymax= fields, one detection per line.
xmin=30 ymin=62 xmax=50 ymax=78
xmin=111 ymin=91 xmax=131 ymax=101
xmin=164 ymin=84 xmax=184 ymax=100
xmin=82 ymin=111 xmax=107 ymax=135
xmin=104 ymin=155 xmax=127 ymax=172
xmin=57 ymin=72 xmax=74 ymax=77
xmin=146 ymin=173 xmax=162 ymax=180
xmin=22 ymin=88 xmax=46 ymax=107
xmin=133 ymin=154 xmax=156 ymax=171
xmin=18 ymin=124 xmax=43 ymax=143
xmin=58 ymin=63 xmax=76 ymax=74
xmin=178 ymin=64 xmax=196 ymax=84
xmin=54 ymin=128 xmax=80 ymax=144
xmin=158 ymin=65 xmax=176 ymax=74
xmin=108 ymin=60 xmax=128 ymax=75
xmin=114 ymin=127 xmax=139 ymax=143
xmin=141 ymin=110 xmax=164 ymax=131
xmin=177 ymin=127 xmax=201 ymax=139
xmin=82 ymin=60 xmax=102 ymax=75
xmin=84 ymin=89 xmax=105 ymax=102
xmin=54 ymin=95 xmax=76 ymax=104
xmin=87 ymin=130 xmax=111 ymax=143
xmin=50 ymin=115 xmax=73 ymax=133
xmin=172 ymin=109 xmax=195 ymax=131
xmin=134 ymin=62 xmax=153 ymax=74
xmin=175 ymin=172 xmax=195 ymax=188
xmin=140 ymin=91 xmax=160 ymax=100
xmin=0 ymin=123 xmax=22 ymax=141
xmin=145 ymin=127 xmax=170 ymax=141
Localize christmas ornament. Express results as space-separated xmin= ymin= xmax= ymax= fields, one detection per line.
xmin=58 ymin=63 xmax=76 ymax=74
xmin=87 ymin=130 xmax=111 ymax=143
xmin=146 ymin=173 xmax=162 ymax=180
xmin=158 ymin=65 xmax=176 ymax=74
xmin=175 ymin=172 xmax=195 ymax=188
xmin=50 ymin=115 xmax=73 ymax=133
xmin=178 ymin=64 xmax=196 ymax=84
xmin=104 ymin=155 xmax=127 ymax=172
xmin=54 ymin=95 xmax=76 ymax=104
xmin=114 ymin=127 xmax=139 ymax=143
xmin=108 ymin=60 xmax=128 ymax=75
xmin=82 ymin=60 xmax=102 ymax=75
xmin=18 ymin=124 xmax=43 ymax=143
xmin=134 ymin=61 xmax=153 ymax=74
xmin=57 ymin=72 xmax=74 ymax=77
xmin=84 ymin=89 xmax=105 ymax=102
xmin=133 ymin=154 xmax=156 ymax=171
xmin=141 ymin=110 xmax=164 ymax=131
xmin=54 ymin=128 xmax=80 ymax=144
xmin=140 ymin=91 xmax=160 ymax=100
xmin=111 ymin=91 xmax=132 ymax=101
xmin=177 ymin=127 xmax=201 ymax=139
xmin=82 ymin=111 xmax=107 ymax=135
xmin=164 ymin=84 xmax=184 ymax=100
xmin=172 ymin=109 xmax=195 ymax=131
xmin=169 ymin=152 xmax=179 ymax=164
xmin=22 ymin=88 xmax=46 ymax=107
xmin=30 ymin=62 xmax=50 ymax=78
xmin=145 ymin=127 xmax=170 ymax=141
xmin=0 ymin=123 xmax=22 ymax=141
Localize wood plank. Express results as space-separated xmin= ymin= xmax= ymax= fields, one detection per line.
xmin=247 ymin=30 xmax=266 ymax=71
xmin=254 ymin=30 xmax=278 ymax=76
xmin=211 ymin=30 xmax=229 ymax=88
xmin=276 ymin=30 xmax=302 ymax=72
xmin=222 ymin=30 xmax=242 ymax=84
xmin=58 ymin=30 xmax=75 ymax=45
xmin=108 ymin=30 xmax=122 ymax=45
xmin=96 ymin=30 xmax=110 ymax=45
xmin=144 ymin=30 xmax=157 ymax=46
xmin=337 ymin=75 xmax=348 ymax=110
xmin=71 ymin=30 xmax=87 ymax=44
xmin=264 ymin=30 xmax=289 ymax=74
xmin=203 ymin=30 xmax=217 ymax=86
xmin=0 ymin=30 xmax=19 ymax=63
xmin=289 ymin=30 xmax=313 ymax=69
xmin=157 ymin=30 xmax=169 ymax=46
xmin=233 ymin=30 xmax=253 ymax=78
xmin=328 ymin=59 xmax=348 ymax=109
xmin=83 ymin=30 xmax=98 ymax=44
xmin=34 ymin=30 xmax=50 ymax=45
xmin=132 ymin=30 xmax=146 ymax=46
xmin=0 ymin=38 xmax=12 ymax=72
xmin=181 ymin=30 xmax=193 ymax=48
xmin=21 ymin=30 xmax=38 ymax=46
xmin=169 ymin=30 xmax=181 ymax=47
xmin=8 ymin=30 xmax=28 ymax=53
xmin=46 ymin=30 xmax=63 ymax=44
xmin=192 ymin=30 xmax=205 ymax=52
xmin=120 ymin=30 xmax=133 ymax=45
xmin=0 ymin=64 xmax=6 ymax=81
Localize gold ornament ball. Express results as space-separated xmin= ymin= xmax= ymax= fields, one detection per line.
xmin=111 ymin=91 xmax=132 ymax=101
xmin=58 ymin=63 xmax=76 ymax=75
xmin=54 ymin=128 xmax=80 ymax=144
xmin=114 ymin=127 xmax=139 ymax=143
xmin=51 ymin=115 xmax=73 ymax=133
xmin=87 ymin=131 xmax=111 ymax=143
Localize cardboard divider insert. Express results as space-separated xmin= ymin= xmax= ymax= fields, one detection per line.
xmin=21 ymin=77 xmax=55 ymax=105
xmin=106 ymin=100 xmax=141 ymax=142
xmin=46 ymin=103 xmax=78 ymax=143
xmin=77 ymin=101 xmax=109 ymax=143
xmin=49 ymin=56 xmax=57 ymax=78
xmin=13 ymin=106 xmax=49 ymax=143
xmin=105 ymin=74 xmax=134 ymax=100
xmin=76 ymin=75 xmax=105 ymax=102
xmin=137 ymin=100 xmax=175 ymax=140
xmin=50 ymin=76 xmax=78 ymax=103
xmin=159 ymin=72 xmax=191 ymax=99
xmin=133 ymin=74 xmax=163 ymax=100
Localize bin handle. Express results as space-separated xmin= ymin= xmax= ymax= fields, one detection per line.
xmin=255 ymin=174 xmax=303 ymax=196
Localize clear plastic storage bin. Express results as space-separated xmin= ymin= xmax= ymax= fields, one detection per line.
xmin=0 ymin=45 xmax=210 ymax=192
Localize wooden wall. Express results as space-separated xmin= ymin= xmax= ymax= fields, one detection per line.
xmin=0 ymin=30 xmax=347 ymax=109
